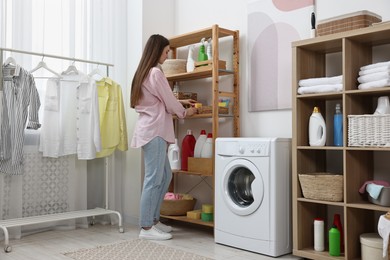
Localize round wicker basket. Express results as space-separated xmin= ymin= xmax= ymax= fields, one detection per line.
xmin=161 ymin=59 xmax=186 ymax=76
xmin=160 ymin=199 xmax=197 ymax=216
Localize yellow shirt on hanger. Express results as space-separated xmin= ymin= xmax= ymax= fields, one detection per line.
xmin=96 ymin=77 xmax=128 ymax=158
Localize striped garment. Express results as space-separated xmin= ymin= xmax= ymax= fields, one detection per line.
xmin=0 ymin=64 xmax=41 ymax=175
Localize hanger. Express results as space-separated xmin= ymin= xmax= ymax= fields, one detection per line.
xmin=29 ymin=57 xmax=62 ymax=78
xmin=4 ymin=56 xmax=17 ymax=66
xmin=88 ymin=65 xmax=105 ymax=81
xmin=62 ymin=61 xmax=79 ymax=75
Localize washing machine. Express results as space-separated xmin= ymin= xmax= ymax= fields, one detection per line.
xmin=214 ymin=137 xmax=291 ymax=257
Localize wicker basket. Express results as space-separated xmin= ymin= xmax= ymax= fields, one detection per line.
xmin=161 ymin=59 xmax=186 ymax=76
xmin=298 ymin=173 xmax=343 ymax=202
xmin=348 ymin=114 xmax=390 ymax=147
xmin=160 ymin=199 xmax=197 ymax=216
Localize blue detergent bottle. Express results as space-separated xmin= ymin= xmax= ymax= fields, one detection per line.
xmin=333 ymin=103 xmax=343 ymax=146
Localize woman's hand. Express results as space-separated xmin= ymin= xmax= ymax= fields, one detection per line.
xmin=185 ymin=107 xmax=198 ymax=117
xmin=179 ymin=99 xmax=197 ymax=106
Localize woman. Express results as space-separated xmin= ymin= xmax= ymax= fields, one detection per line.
xmin=130 ymin=34 xmax=197 ymax=240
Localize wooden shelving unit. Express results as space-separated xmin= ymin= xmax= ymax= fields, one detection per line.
xmin=163 ymin=24 xmax=240 ymax=227
xmin=292 ymin=22 xmax=390 ymax=260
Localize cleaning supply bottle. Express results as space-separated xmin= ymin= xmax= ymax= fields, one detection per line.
xmin=200 ymin=133 xmax=213 ymax=158
xmin=333 ymin=103 xmax=343 ymax=146
xmin=309 ymin=106 xmax=326 ymax=146
xmin=186 ymin=45 xmax=195 ymax=72
xmin=333 ymin=214 xmax=344 ymax=252
xmin=206 ymin=38 xmax=212 ymax=60
xmin=181 ymin=129 xmax=196 ymax=171
xmin=314 ymin=218 xmax=324 ymax=252
xmin=198 ymin=38 xmax=208 ymax=62
xmin=329 ymin=225 xmax=341 ymax=256
xmin=194 ymin=130 xmax=207 ymax=158
xmin=168 ymin=138 xmax=181 ymax=170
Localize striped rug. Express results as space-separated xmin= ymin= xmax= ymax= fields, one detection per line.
xmin=63 ymin=238 xmax=213 ymax=260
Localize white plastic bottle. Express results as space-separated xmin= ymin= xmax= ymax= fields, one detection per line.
xmin=309 ymin=106 xmax=326 ymax=146
xmin=194 ymin=130 xmax=207 ymax=158
xmin=200 ymin=133 xmax=213 ymax=158
xmin=168 ymin=138 xmax=181 ymax=170
xmin=314 ymin=218 xmax=325 ymax=252
xmin=186 ymin=45 xmax=195 ymax=72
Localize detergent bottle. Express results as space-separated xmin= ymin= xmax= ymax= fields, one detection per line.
xmin=181 ymin=130 xmax=196 ymax=171
xmin=194 ymin=130 xmax=207 ymax=158
xmin=309 ymin=106 xmax=326 ymax=146
xmin=168 ymin=138 xmax=181 ymax=170
xmin=200 ymin=133 xmax=213 ymax=158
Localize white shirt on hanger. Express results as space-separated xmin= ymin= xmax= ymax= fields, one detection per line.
xmin=39 ymin=72 xmax=101 ymax=159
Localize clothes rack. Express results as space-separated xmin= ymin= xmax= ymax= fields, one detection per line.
xmin=0 ymin=47 xmax=123 ymax=253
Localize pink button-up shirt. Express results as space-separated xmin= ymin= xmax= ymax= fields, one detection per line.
xmin=131 ymin=67 xmax=186 ymax=148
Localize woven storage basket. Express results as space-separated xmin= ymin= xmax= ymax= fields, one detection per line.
xmin=348 ymin=114 xmax=390 ymax=147
xmin=298 ymin=173 xmax=343 ymax=202
xmin=160 ymin=199 xmax=197 ymax=216
xmin=161 ymin=59 xmax=186 ymax=76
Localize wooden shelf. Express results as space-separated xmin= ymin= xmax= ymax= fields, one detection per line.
xmin=164 ymin=24 xmax=239 ymax=229
xmin=292 ymin=22 xmax=390 ymax=260
xmin=161 ymin=215 xmax=214 ymax=228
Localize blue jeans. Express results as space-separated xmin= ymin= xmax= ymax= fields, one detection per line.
xmin=140 ymin=137 xmax=172 ymax=228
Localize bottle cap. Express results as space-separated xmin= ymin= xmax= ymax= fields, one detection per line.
xmin=187 ymin=129 xmax=193 ymax=135
xmin=313 ymin=107 xmax=320 ymax=113
xmin=201 ymin=130 xmax=206 ymax=135
xmin=207 ymin=133 xmax=212 ymax=138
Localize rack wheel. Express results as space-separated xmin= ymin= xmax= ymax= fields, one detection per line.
xmin=119 ymin=227 xmax=124 ymax=233
xmin=4 ymin=245 xmax=12 ymax=253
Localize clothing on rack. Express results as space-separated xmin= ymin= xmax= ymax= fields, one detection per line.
xmin=39 ymin=72 xmax=101 ymax=159
xmin=0 ymin=64 xmax=41 ymax=175
xmin=95 ymin=77 xmax=128 ymax=158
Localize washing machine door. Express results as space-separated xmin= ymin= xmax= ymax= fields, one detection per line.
xmin=221 ymin=159 xmax=264 ymax=216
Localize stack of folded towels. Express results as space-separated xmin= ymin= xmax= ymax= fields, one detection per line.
xmin=358 ymin=61 xmax=390 ymax=90
xmin=298 ymin=75 xmax=343 ymax=94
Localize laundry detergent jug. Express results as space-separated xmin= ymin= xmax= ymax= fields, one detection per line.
xmin=168 ymin=138 xmax=181 ymax=170
xmin=309 ymin=106 xmax=326 ymax=146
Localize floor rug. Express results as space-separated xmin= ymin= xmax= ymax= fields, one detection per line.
xmin=63 ymin=238 xmax=213 ymax=260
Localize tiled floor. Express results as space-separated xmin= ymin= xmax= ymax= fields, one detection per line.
xmin=0 ymin=221 xmax=302 ymax=260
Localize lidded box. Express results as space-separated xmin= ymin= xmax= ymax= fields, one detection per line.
xmin=360 ymin=233 xmax=386 ymax=260
xmin=317 ymin=10 xmax=382 ymax=36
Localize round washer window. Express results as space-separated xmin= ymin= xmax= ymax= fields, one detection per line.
xmin=228 ymin=167 xmax=255 ymax=206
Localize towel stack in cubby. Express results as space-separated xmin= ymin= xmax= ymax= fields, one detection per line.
xmin=297 ymin=75 xmax=343 ymax=94
xmin=358 ymin=61 xmax=390 ymax=90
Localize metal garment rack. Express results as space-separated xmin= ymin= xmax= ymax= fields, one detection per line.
xmin=0 ymin=47 xmax=124 ymax=253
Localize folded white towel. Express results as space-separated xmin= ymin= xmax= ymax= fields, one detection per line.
xmin=297 ymin=84 xmax=343 ymax=94
xmin=358 ymin=71 xmax=390 ymax=84
xmin=359 ymin=65 xmax=390 ymax=76
xmin=378 ymin=215 xmax=390 ymax=258
xmin=299 ymin=75 xmax=343 ymax=88
xmin=358 ymin=78 xmax=390 ymax=90
xmin=361 ymin=61 xmax=390 ymax=71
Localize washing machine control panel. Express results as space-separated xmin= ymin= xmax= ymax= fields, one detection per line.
xmin=217 ymin=140 xmax=270 ymax=157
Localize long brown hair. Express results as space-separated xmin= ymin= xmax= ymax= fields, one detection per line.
xmin=130 ymin=34 xmax=170 ymax=108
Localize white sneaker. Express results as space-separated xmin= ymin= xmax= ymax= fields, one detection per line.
xmin=155 ymin=221 xmax=173 ymax=233
xmin=139 ymin=226 xmax=172 ymax=240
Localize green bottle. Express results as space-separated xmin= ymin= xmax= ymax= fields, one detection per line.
xmin=329 ymin=225 xmax=340 ymax=256
xmin=198 ymin=45 xmax=208 ymax=62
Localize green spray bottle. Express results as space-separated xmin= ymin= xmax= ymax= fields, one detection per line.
xmin=329 ymin=225 xmax=340 ymax=256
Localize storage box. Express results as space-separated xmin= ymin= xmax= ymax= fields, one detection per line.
xmin=360 ymin=233 xmax=386 ymax=260
xmin=194 ymin=60 xmax=226 ymax=72
xmin=317 ymin=10 xmax=382 ymax=36
xmin=348 ymin=114 xmax=390 ymax=147
xmin=173 ymin=92 xmax=197 ymax=101
xmin=368 ymin=187 xmax=390 ymax=206
xmin=160 ymin=198 xmax=197 ymax=216
xmin=298 ymin=173 xmax=343 ymax=202
xmin=188 ymin=157 xmax=213 ymax=176
xmin=199 ymin=105 xmax=229 ymax=115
